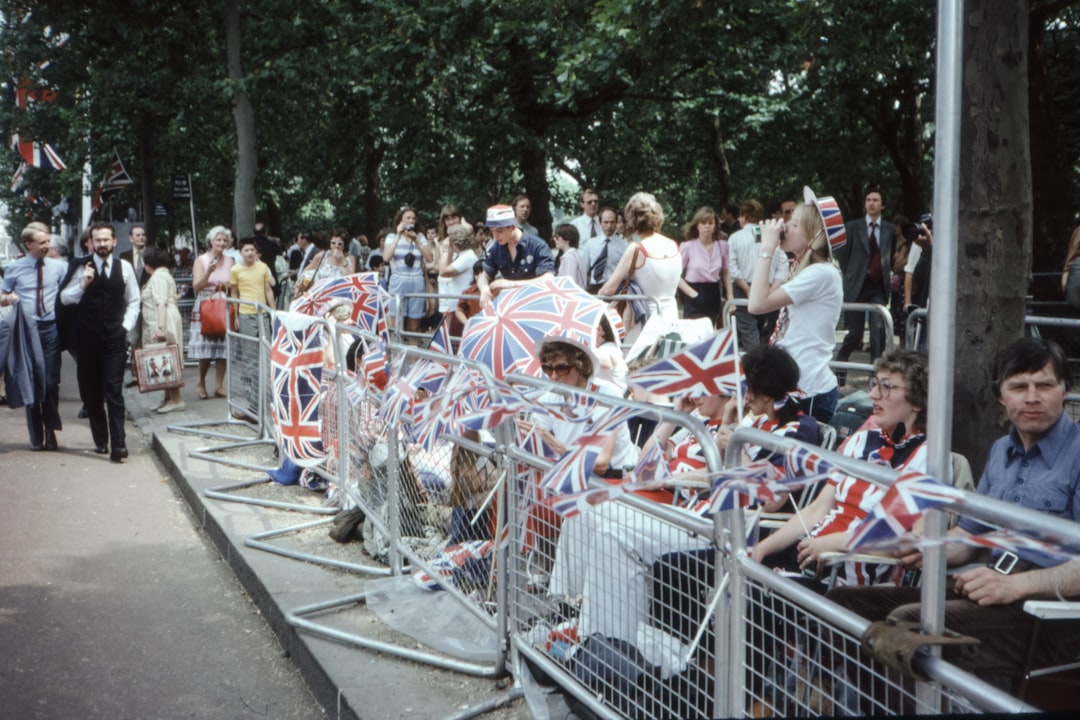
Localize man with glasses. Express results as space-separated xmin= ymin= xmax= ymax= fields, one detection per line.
xmin=570 ymin=188 xmax=602 ymax=242
xmin=828 ymin=337 xmax=1080 ymax=701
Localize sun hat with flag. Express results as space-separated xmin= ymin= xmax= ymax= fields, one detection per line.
xmin=486 ymin=204 xmax=517 ymax=228
xmin=803 ymin=186 xmax=846 ymax=257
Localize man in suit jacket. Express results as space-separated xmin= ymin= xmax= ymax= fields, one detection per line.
xmin=119 ymin=223 xmax=150 ymax=288
xmin=835 ymin=188 xmax=895 ymax=373
xmin=60 ymin=222 xmax=141 ymax=461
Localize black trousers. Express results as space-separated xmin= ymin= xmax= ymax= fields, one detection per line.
xmin=77 ymin=326 xmax=128 ymax=450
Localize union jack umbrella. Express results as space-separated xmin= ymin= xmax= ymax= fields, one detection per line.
xmin=628 ymin=329 xmax=743 ymax=397
xmin=270 ymin=312 xmax=329 ymax=466
xmin=413 ymin=540 xmax=494 ymax=591
xmin=289 ymin=272 xmax=389 ymax=336
xmin=459 ymin=276 xmax=611 ymax=380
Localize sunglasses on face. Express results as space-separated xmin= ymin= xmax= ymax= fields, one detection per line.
xmin=541 ymin=362 xmax=574 ymax=376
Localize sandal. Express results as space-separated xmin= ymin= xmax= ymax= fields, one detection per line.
xmin=197 ymin=386 xmax=209 ymax=400
xmin=214 ymin=388 xmax=227 ymax=398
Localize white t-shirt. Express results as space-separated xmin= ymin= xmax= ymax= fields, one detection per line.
xmin=773 ymin=262 xmax=843 ymax=396
xmin=437 ymin=249 xmax=478 ymax=311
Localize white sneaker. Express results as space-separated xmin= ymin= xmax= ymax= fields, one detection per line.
xmin=157 ymin=401 xmax=186 ymax=414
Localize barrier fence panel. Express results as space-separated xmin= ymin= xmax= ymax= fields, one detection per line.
xmin=287 ymin=342 xmax=512 ymax=679
xmin=501 ymin=374 xmax=726 ymax=719
xmin=724 ymin=426 xmax=1080 ymax=716
xmin=168 ymin=299 xmax=275 ymax=448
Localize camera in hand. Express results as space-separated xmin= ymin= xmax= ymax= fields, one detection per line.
xmin=902 ymin=213 xmax=934 ymax=243
xmin=403 ymin=223 xmax=416 ymax=233
xmin=404 ymin=252 xmax=417 ymax=268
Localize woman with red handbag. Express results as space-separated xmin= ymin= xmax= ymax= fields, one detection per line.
xmin=189 ymin=226 xmax=234 ymax=399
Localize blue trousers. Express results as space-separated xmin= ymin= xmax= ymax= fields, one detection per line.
xmin=25 ymin=320 xmax=62 ymax=446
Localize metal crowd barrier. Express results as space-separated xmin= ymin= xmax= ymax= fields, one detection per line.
xmin=723 ymin=426 xmax=1080 ymax=717
xmin=501 ymin=373 xmax=726 ymax=718
xmin=286 ymin=343 xmax=514 ymax=679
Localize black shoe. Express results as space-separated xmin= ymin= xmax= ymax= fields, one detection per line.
xmin=110 ymin=447 xmax=128 ymax=462
xmin=78 ymin=406 xmax=89 ymax=419
xmin=94 ymin=445 xmax=109 ymax=455
xmin=125 ymin=379 xmax=138 ymax=388
xmin=44 ymin=431 xmax=58 ymax=451
xmin=31 ymin=443 xmax=44 ymax=452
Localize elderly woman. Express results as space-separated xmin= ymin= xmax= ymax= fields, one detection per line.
xmin=189 ymin=225 xmax=234 ymax=399
xmin=140 ymin=247 xmax=185 ymax=413
xmin=751 ymin=349 xmax=928 ymax=588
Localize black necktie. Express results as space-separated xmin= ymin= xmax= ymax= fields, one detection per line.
xmin=590 ymin=218 xmax=598 ymax=238
xmin=36 ymin=258 xmax=45 ymax=316
xmin=868 ymin=222 xmax=882 ymax=285
xmin=591 ymin=238 xmax=609 ymax=283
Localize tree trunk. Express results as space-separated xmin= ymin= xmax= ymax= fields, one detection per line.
xmin=363 ymin=133 xmax=384 ymax=239
xmin=1028 ymin=4 xmax=1076 ymax=273
xmin=522 ymin=141 xmax=552 ymax=241
xmin=226 ymin=0 xmax=256 ymax=238
xmin=953 ymin=0 xmax=1033 ymax=478
xmin=711 ymin=114 xmax=733 ymax=208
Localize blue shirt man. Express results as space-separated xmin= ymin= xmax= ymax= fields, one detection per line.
xmin=0 ymin=222 xmax=67 ymax=450
xmin=476 ymin=204 xmax=554 ymax=308
xmin=827 ymin=337 xmax=1080 ymax=700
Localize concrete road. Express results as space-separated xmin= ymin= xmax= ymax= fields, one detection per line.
xmin=0 ymin=367 xmax=324 ymax=720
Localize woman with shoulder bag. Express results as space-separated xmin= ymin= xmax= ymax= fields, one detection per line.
xmin=189 ymin=225 xmax=234 ymax=399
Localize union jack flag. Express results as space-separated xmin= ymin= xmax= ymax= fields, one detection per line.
xmin=10 ymin=161 xmax=26 ymax=193
xmin=413 ymin=540 xmax=494 ymax=591
xmin=626 ymin=439 xmax=672 ymax=488
xmin=707 ymin=461 xmax=785 ymax=513
xmin=846 ymin=472 xmax=964 ymax=552
xmin=548 ymin=484 xmax=628 ymax=519
xmin=628 ymin=329 xmax=743 ymax=397
xmin=459 ymin=276 xmax=610 ymax=380
xmin=92 ymin=148 xmax=135 ymax=210
xmin=961 ymin=529 xmax=1076 ymax=568
xmin=539 ymin=405 xmax=637 ymax=496
xmin=289 ymin=273 xmax=388 ymax=336
xmin=427 ymin=315 xmax=453 ymax=355
xmin=360 ymin=339 xmax=389 ymax=391
xmin=10 ymin=132 xmax=65 ymax=170
xmin=270 ymin=312 xmax=328 ymax=466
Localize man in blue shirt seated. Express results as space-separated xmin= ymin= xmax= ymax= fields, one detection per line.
xmin=0 ymin=222 xmax=67 ymax=451
xmin=828 ymin=336 xmax=1080 ymax=699
xmin=476 ymin=204 xmax=554 ymax=308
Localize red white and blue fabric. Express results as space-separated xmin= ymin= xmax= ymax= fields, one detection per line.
xmin=628 ymin=329 xmax=743 ymax=397
xmin=10 ymin=132 xmax=65 ymax=170
xmin=413 ymin=540 xmax=494 ymax=591
xmin=846 ymin=471 xmax=964 ymax=552
xmin=427 ymin=315 xmax=453 ymax=356
xmin=707 ymin=461 xmax=785 ymax=513
xmin=289 ymin=272 xmax=388 ymax=336
xmin=803 ymin=185 xmax=846 ymax=256
xmin=270 ymin=312 xmax=329 ymax=466
xmin=539 ymin=404 xmax=638 ymax=496
xmin=459 ymin=276 xmax=610 ymax=380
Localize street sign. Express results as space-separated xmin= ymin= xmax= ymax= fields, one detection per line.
xmin=172 ymin=174 xmax=191 ymax=201
xmin=155 ymin=202 xmax=168 ymax=217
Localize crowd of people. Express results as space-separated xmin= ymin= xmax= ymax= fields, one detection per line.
xmin=1 ymin=181 xmax=1077 ymax=712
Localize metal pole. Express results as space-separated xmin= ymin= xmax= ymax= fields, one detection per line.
xmin=187 ymin=173 xmax=198 ymax=251
xmin=919 ymin=2 xmax=965 ymax=710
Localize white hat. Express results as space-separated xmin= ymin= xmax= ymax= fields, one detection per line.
xmin=486 ymin=205 xmax=517 ymax=228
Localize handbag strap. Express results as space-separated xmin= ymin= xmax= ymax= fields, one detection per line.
xmin=618 ymin=244 xmax=643 ymax=294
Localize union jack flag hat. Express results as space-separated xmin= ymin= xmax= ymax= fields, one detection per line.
xmin=803 ymin=186 xmax=846 ymax=257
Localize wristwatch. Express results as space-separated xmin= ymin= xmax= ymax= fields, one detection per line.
xmin=990 ymin=551 xmax=1020 ymax=575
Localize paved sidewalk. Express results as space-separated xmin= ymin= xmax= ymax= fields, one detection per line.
xmin=2 ymin=366 xmax=525 ymax=719
xmin=0 ymin=370 xmax=322 ymax=719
